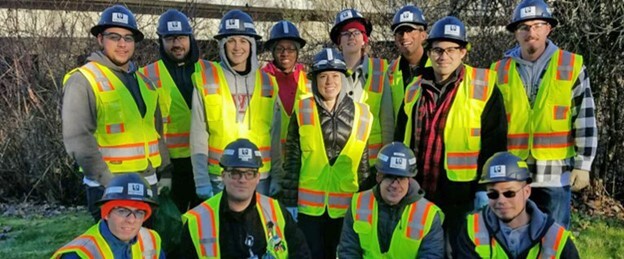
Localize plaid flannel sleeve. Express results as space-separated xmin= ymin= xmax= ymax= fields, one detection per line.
xmin=571 ymin=65 xmax=598 ymax=171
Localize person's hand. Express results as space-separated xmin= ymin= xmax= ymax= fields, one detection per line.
xmin=473 ymin=191 xmax=489 ymax=211
xmin=570 ymin=169 xmax=590 ymax=192
xmin=157 ymin=177 xmax=172 ymax=193
xmin=286 ymin=207 xmax=298 ymax=222
xmin=196 ymin=185 xmax=213 ymax=200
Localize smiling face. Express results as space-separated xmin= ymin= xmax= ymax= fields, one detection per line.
xmin=394 ymin=25 xmax=427 ymax=57
xmin=316 ymin=70 xmax=342 ymax=101
xmin=163 ymin=35 xmax=190 ymax=62
xmin=428 ymin=41 xmax=466 ymax=81
xmin=272 ymin=40 xmax=298 ymax=72
xmin=223 ymin=167 xmax=260 ymax=202
xmin=514 ymin=19 xmax=552 ymax=58
xmin=339 ymin=29 xmax=365 ymax=56
xmin=98 ymin=27 xmax=135 ymax=69
xmin=105 ymin=205 xmax=145 ymax=243
xmin=376 ymin=173 xmax=409 ymax=205
xmin=225 ymin=36 xmax=251 ymax=71
xmin=487 ymin=181 xmax=530 ymax=223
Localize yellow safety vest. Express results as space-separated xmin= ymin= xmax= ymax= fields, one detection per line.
xmin=467 ymin=211 xmax=570 ymax=258
xmin=278 ymin=69 xmax=311 ymax=154
xmin=352 ymin=190 xmax=442 ymax=258
xmin=182 ymin=192 xmax=289 ymax=259
xmin=141 ymin=60 xmax=192 ymax=158
xmin=295 ymin=97 xmax=372 ymax=218
xmin=52 ymin=221 xmax=161 ymax=259
xmin=193 ymin=60 xmax=278 ymax=177
xmin=403 ymin=65 xmax=496 ymax=181
xmin=64 ymin=62 xmax=162 ymax=173
xmin=387 ymin=56 xmax=432 ymax=119
xmin=357 ymin=57 xmax=389 ymax=167
xmin=492 ymin=50 xmax=581 ymax=160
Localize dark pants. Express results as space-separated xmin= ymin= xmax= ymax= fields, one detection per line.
xmin=86 ymin=182 xmax=157 ymax=227
xmin=170 ymin=158 xmax=202 ymax=212
xmin=439 ymin=202 xmax=473 ymax=259
xmin=530 ymin=186 xmax=571 ymax=228
xmin=298 ymin=211 xmax=343 ymax=259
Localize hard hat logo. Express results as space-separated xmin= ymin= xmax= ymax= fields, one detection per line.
xmin=390 ymin=157 xmax=407 ymax=170
xmin=238 ymin=148 xmax=253 ymax=161
xmin=520 ymin=6 xmax=537 ymax=18
xmin=112 ymin=13 xmax=128 ymax=24
xmin=340 ymin=10 xmax=353 ymax=21
xmin=225 ymin=19 xmax=240 ymax=29
xmin=167 ymin=21 xmax=182 ymax=31
xmin=489 ymin=165 xmax=507 ymax=178
xmin=400 ymin=12 xmax=413 ymax=22
xmin=128 ymin=183 xmax=144 ymax=196
xmin=444 ymin=25 xmax=461 ymax=37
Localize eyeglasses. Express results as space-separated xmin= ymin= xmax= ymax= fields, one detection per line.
xmin=102 ymin=32 xmax=135 ymax=43
xmin=382 ymin=174 xmax=408 ymax=184
xmin=111 ymin=207 xmax=147 ymax=219
xmin=340 ymin=30 xmax=363 ymax=38
xmin=429 ymin=46 xmax=463 ymax=58
xmin=486 ymin=188 xmax=524 ymax=200
xmin=394 ymin=27 xmax=425 ymax=36
xmin=516 ymin=22 xmax=550 ymax=32
xmin=274 ymin=46 xmax=297 ymax=54
xmin=225 ymin=169 xmax=258 ymax=180
xmin=163 ymin=35 xmax=189 ymax=43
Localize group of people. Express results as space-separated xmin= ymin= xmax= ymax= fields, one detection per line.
xmin=55 ymin=0 xmax=596 ymax=258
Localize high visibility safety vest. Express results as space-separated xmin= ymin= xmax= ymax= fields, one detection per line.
xmin=351 ymin=190 xmax=443 ymax=258
xmin=295 ymin=97 xmax=373 ymax=218
xmin=387 ymin=56 xmax=432 ymax=119
xmin=141 ymin=60 xmax=192 ymax=158
xmin=278 ymin=69 xmax=311 ymax=151
xmin=467 ymin=211 xmax=571 ymax=258
xmin=52 ymin=221 xmax=161 ymax=259
xmin=63 ymin=62 xmax=162 ymax=173
xmin=403 ymin=66 xmax=496 ymax=181
xmin=492 ymin=50 xmax=581 ymax=160
xmin=182 ymin=192 xmax=289 ymax=259
xmin=359 ymin=57 xmax=388 ymax=167
xmin=193 ymin=60 xmax=278 ymax=177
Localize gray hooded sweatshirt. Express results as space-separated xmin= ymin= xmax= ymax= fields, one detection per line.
xmin=190 ymin=36 xmax=283 ymax=188
xmin=62 ymin=51 xmax=169 ymax=187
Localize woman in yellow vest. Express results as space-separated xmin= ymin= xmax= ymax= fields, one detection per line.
xmin=53 ymin=173 xmax=163 ymax=258
xmin=283 ymin=48 xmax=373 ymax=258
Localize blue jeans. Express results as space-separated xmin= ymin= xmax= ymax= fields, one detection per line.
xmin=529 ymin=186 xmax=571 ymax=228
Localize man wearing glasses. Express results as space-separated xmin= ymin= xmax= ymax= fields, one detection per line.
xmin=491 ymin=0 xmax=597 ymax=229
xmin=401 ymin=16 xmax=507 ymax=256
xmin=53 ymin=173 xmax=164 ymax=258
xmin=338 ymin=142 xmax=444 ymax=258
xmin=141 ymin=9 xmax=203 ymax=213
xmin=456 ymin=152 xmax=579 ymax=258
xmin=62 ymin=5 xmax=169 ymax=221
xmin=387 ymin=5 xmax=432 ymax=142
xmin=176 ymin=138 xmax=310 ymax=258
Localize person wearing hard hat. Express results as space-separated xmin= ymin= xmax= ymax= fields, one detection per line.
xmin=62 ymin=4 xmax=170 ymax=221
xmin=53 ymin=173 xmax=164 ymax=258
xmin=261 ymin=20 xmax=310 ymax=220
xmin=455 ymin=152 xmax=580 ymax=258
xmin=401 ymin=16 xmax=507 ymax=256
xmin=141 ymin=9 xmax=202 ymax=213
xmin=490 ymin=0 xmax=597 ymax=229
xmin=283 ymin=48 xmax=372 ymax=258
xmin=189 ymin=10 xmax=283 ymax=200
xmin=329 ymin=8 xmax=394 ymax=170
xmin=338 ymin=142 xmax=445 ymax=258
xmin=176 ymin=138 xmax=310 ymax=258
xmin=388 ymin=5 xmax=432 ymax=142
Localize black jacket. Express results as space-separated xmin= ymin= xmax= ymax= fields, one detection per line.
xmin=172 ymin=191 xmax=310 ymax=258
xmin=282 ymin=96 xmax=371 ymax=207
xmin=158 ymin=35 xmax=200 ymax=108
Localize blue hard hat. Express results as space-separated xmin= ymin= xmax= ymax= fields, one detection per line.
xmin=215 ymin=9 xmax=261 ymax=40
xmin=329 ymin=8 xmax=373 ymax=45
xmin=90 ymin=5 xmax=144 ymax=42
xmin=427 ymin=16 xmax=469 ymax=47
xmin=219 ymin=139 xmax=264 ymax=169
xmin=391 ymin=5 xmax=427 ymax=32
xmin=375 ymin=142 xmax=417 ymax=177
xmin=265 ymin=20 xmax=306 ymax=50
xmin=157 ymin=9 xmax=193 ymax=36
xmin=507 ymin=0 xmax=558 ymax=32
xmin=96 ymin=173 xmax=158 ymax=206
xmin=310 ymin=48 xmax=347 ymax=76
xmin=479 ymin=152 xmax=532 ymax=184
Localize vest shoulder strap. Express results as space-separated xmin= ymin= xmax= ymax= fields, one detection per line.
xmin=259 ymin=71 xmax=276 ymax=97
xmin=138 ymin=228 xmax=159 ymax=257
xmin=197 ymin=60 xmax=220 ymax=95
xmin=368 ymin=58 xmax=387 ymax=93
xmin=297 ymin=97 xmax=316 ymax=126
xmin=494 ymin=58 xmax=513 ymax=85
xmin=404 ymin=76 xmax=422 ymax=104
xmin=142 ymin=61 xmax=163 ymax=89
xmin=354 ymin=102 xmax=372 ymax=141
xmin=539 ymin=223 xmax=569 ymax=258
xmin=555 ymin=49 xmax=582 ymax=81
xmin=467 ymin=67 xmax=492 ymax=101
xmin=353 ymin=190 xmax=375 ymax=225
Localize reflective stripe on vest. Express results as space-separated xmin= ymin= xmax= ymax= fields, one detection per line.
xmin=183 ymin=192 xmax=289 ymax=259
xmin=389 ymin=56 xmax=432 ymax=120
xmin=52 ymin=221 xmax=161 ymax=259
xmin=278 ymin=69 xmax=310 ymax=155
xmin=363 ymin=58 xmax=388 ymax=166
xmin=142 ymin=61 xmax=192 ymax=158
xmin=352 ymin=190 xmax=441 ymax=257
xmin=296 ymin=98 xmax=372 ymax=218
xmin=493 ymin=50 xmax=580 ymax=160
xmin=402 ymin=77 xmax=422 ymax=147
xmin=74 ymin=62 xmax=161 ymax=173
xmin=195 ymin=60 xmax=276 ymax=177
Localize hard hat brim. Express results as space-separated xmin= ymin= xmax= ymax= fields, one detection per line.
xmin=329 ymin=18 xmax=373 ymax=45
xmin=264 ymin=37 xmax=307 ymax=51
xmin=391 ymin=22 xmax=428 ymax=33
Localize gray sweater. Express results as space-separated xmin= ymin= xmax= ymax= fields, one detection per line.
xmin=62 ymin=51 xmax=169 ymax=186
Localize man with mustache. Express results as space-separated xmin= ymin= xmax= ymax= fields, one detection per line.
xmin=62 ymin=5 xmax=169 ymax=221
xmin=338 ymin=142 xmax=444 ymax=258
xmin=142 ymin=9 xmax=202 ymax=213
xmin=491 ymin=0 xmax=597 ymax=228
xmin=455 ymin=152 xmax=579 ymax=258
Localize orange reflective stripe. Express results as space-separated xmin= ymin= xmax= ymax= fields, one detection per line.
xmin=106 ymin=123 xmax=125 ymax=134
xmin=137 ymin=70 xmax=156 ymax=90
xmin=208 ymin=147 xmax=223 ymax=165
xmin=354 ymin=191 xmax=374 ymax=224
xmin=553 ymin=106 xmax=569 ymax=120
xmin=298 ymin=99 xmax=315 ymax=126
xmin=539 ymin=225 xmax=566 ymax=258
xmin=64 ymin=236 xmax=103 ymax=258
xmin=406 ymin=201 xmax=432 ymax=240
xmin=496 ymin=58 xmax=511 ymax=85
xmin=298 ymin=188 xmax=325 ymax=207
xmin=261 ymin=72 xmax=274 ymax=97
xmin=556 ymin=50 xmax=575 ymax=81
xmin=165 ymin=133 xmax=190 ymax=148
xmin=200 ymin=61 xmax=220 ymax=95
xmin=388 ymin=59 xmax=399 ymax=83
xmin=257 ymin=194 xmax=284 ymax=238
xmin=99 ymin=141 xmax=159 ymax=161
xmin=471 ymin=68 xmax=489 ymax=101
xmin=328 ymin=192 xmax=352 ymax=209
xmin=447 ymin=151 xmax=479 ymax=170
xmin=405 ymin=78 xmax=421 ymax=103
xmin=143 ymin=63 xmax=163 ymax=89
xmin=84 ymin=62 xmax=114 ymax=92
xmin=368 ymin=58 xmax=384 ymax=93
xmin=148 ymin=141 xmax=160 ymax=156
xmin=259 ymin=146 xmax=271 ymax=163
xmin=355 ymin=103 xmax=371 ymax=141
xmin=367 ymin=143 xmax=382 ymax=160
xmin=508 ymin=133 xmax=529 ymax=149
xmin=471 ymin=128 xmax=480 ymax=137
xmin=189 ymin=202 xmax=218 ymax=257
xmin=162 ymin=116 xmax=171 ymax=124
xmin=137 ymin=228 xmax=157 ymax=258
xmin=533 ymin=132 xmax=573 ymax=148
xmin=472 ymin=213 xmax=489 ymax=246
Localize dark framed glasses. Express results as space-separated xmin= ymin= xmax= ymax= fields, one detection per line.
xmin=101 ymin=32 xmax=135 ymax=43
xmin=111 ymin=207 xmax=147 ymax=219
xmin=382 ymin=174 xmax=408 ymax=184
xmin=486 ymin=188 xmax=523 ymax=200
xmin=225 ymin=169 xmax=258 ymax=180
